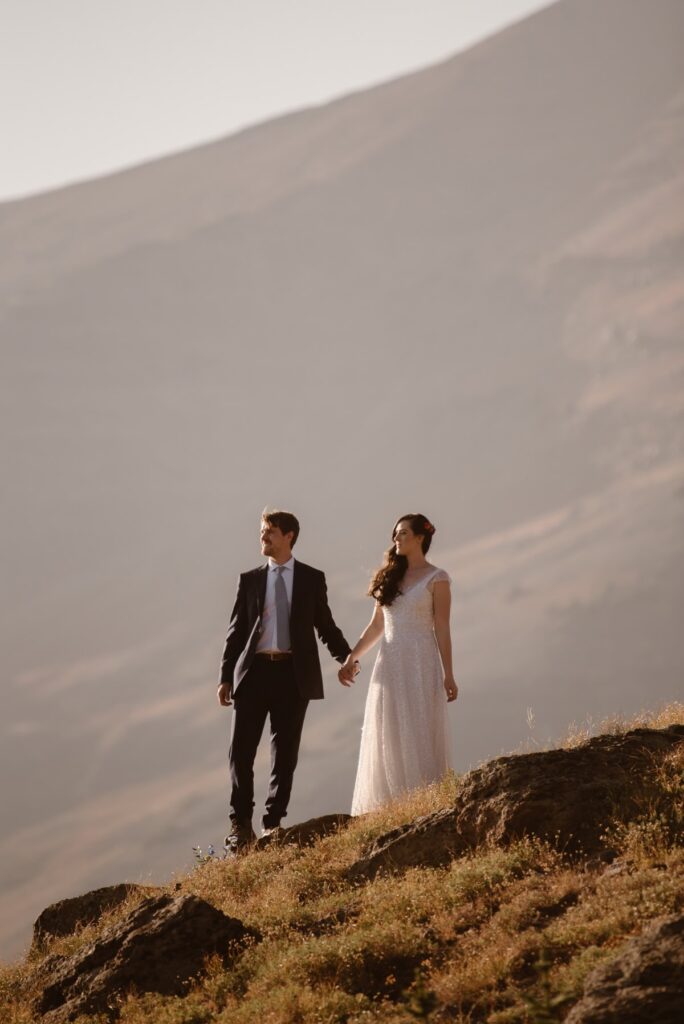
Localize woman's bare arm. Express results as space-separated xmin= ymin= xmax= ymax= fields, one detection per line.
xmin=338 ymin=603 xmax=385 ymax=686
xmin=433 ymin=580 xmax=458 ymax=702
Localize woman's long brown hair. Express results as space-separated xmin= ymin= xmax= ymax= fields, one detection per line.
xmin=368 ymin=513 xmax=435 ymax=607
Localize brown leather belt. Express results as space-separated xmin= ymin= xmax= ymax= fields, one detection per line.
xmin=255 ymin=651 xmax=292 ymax=662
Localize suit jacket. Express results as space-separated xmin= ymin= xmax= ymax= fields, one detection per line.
xmin=219 ymin=560 xmax=351 ymax=700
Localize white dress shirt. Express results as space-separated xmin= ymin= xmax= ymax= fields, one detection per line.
xmin=256 ymin=555 xmax=295 ymax=653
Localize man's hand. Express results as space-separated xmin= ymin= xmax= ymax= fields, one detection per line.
xmin=338 ymin=667 xmax=352 ymax=686
xmin=217 ymin=683 xmax=232 ymax=707
xmin=338 ymin=657 xmax=360 ymax=687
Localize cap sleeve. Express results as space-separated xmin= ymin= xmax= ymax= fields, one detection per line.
xmin=428 ymin=568 xmax=452 ymax=591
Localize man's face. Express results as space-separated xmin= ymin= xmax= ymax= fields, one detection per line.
xmin=260 ymin=520 xmax=292 ymax=559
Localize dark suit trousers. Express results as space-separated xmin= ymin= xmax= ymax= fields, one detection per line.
xmin=228 ymin=656 xmax=309 ymax=829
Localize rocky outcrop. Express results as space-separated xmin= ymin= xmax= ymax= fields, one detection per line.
xmin=33 ymin=893 xmax=259 ymax=1021
xmin=32 ymin=883 xmax=161 ymax=951
xmin=565 ymin=912 xmax=684 ymax=1023
xmin=348 ymin=807 xmax=460 ymax=881
xmin=348 ymin=725 xmax=683 ymax=881
xmin=256 ymin=813 xmax=352 ymax=850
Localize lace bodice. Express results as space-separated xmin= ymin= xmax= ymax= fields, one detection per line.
xmin=382 ymin=566 xmax=451 ymax=642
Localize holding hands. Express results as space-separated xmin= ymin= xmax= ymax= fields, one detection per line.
xmin=338 ymin=656 xmax=361 ymax=687
xmin=339 ymin=601 xmax=384 ymax=688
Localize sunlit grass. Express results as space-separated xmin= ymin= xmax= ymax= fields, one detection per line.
xmin=1 ymin=705 xmax=681 ymax=1024
xmin=555 ymin=699 xmax=683 ymax=750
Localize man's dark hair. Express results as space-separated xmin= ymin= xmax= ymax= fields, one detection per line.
xmin=263 ymin=509 xmax=300 ymax=547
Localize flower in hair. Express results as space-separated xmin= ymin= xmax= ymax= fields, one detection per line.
xmin=424 ymin=520 xmax=433 ymax=532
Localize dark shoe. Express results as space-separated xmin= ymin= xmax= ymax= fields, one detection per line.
xmin=224 ymin=820 xmax=256 ymax=855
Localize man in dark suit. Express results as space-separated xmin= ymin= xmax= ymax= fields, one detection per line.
xmin=217 ymin=509 xmax=355 ymax=852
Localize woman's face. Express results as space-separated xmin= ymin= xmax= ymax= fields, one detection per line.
xmin=393 ymin=519 xmax=423 ymax=557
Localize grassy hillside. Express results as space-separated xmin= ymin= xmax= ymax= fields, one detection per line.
xmin=2 ymin=702 xmax=682 ymax=1023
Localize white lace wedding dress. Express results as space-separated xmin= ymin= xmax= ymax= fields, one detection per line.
xmin=350 ymin=565 xmax=455 ymax=815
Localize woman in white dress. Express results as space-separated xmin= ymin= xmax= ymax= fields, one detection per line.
xmin=339 ymin=513 xmax=459 ymax=816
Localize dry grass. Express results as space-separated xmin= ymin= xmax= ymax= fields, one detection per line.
xmin=485 ymin=700 xmax=683 ymax=759
xmin=2 ymin=702 xmax=682 ymax=1024
xmin=553 ymin=698 xmax=683 ymax=750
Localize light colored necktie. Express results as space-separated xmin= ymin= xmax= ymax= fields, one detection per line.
xmin=275 ymin=566 xmax=291 ymax=651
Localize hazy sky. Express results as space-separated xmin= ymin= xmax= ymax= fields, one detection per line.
xmin=1 ymin=0 xmax=555 ymax=201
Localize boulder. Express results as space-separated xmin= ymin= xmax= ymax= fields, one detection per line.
xmin=256 ymin=813 xmax=352 ymax=849
xmin=34 ymin=893 xmax=259 ymax=1021
xmin=32 ymin=883 xmax=161 ymax=951
xmin=348 ymin=725 xmax=683 ymax=881
xmin=565 ymin=912 xmax=684 ymax=1023
xmin=348 ymin=807 xmax=460 ymax=881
